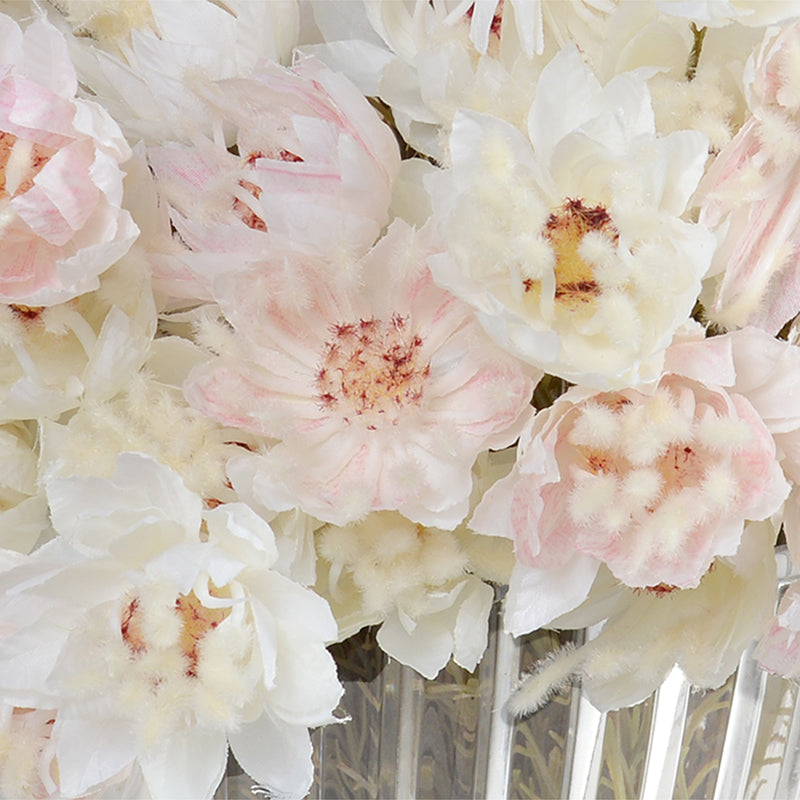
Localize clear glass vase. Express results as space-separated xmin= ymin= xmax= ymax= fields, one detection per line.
xmin=217 ymin=547 xmax=800 ymax=800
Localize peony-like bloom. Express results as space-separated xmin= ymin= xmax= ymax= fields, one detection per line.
xmin=0 ymin=453 xmax=343 ymax=799
xmin=426 ymin=46 xmax=715 ymax=388
xmin=44 ymin=0 xmax=300 ymax=144
xmin=698 ymin=20 xmax=800 ymax=333
xmin=144 ymin=55 xmax=400 ymax=304
xmin=472 ymin=336 xmax=789 ymax=634
xmin=316 ymin=511 xmax=498 ymax=679
xmin=314 ymin=451 xmax=515 ymax=678
xmin=307 ymin=0 xmax=613 ymax=163
xmin=0 ymin=13 xmax=138 ymax=307
xmin=0 ymin=255 xmax=156 ymax=423
xmin=185 ymin=219 xmax=536 ymax=529
xmin=508 ymin=519 xmax=779 ymax=714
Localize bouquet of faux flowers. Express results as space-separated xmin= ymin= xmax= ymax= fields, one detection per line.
xmin=4 ymin=0 xmax=800 ymax=797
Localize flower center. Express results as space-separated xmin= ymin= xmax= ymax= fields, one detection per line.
xmin=562 ymin=384 xmax=754 ymax=583
xmin=0 ymin=132 xmax=55 ymax=199
xmin=315 ymin=315 xmax=430 ymax=427
xmin=524 ymin=198 xmax=619 ymax=310
xmin=121 ymin=588 xmax=231 ymax=678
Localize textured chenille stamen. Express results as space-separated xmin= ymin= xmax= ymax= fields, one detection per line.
xmin=315 ymin=315 xmax=430 ymax=426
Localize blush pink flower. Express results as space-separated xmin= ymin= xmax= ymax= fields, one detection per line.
xmin=698 ymin=20 xmax=800 ymax=333
xmin=0 ymin=14 xmax=138 ymax=307
xmin=184 ymin=220 xmax=537 ymax=529
xmin=472 ymin=338 xmax=789 ymax=634
xmin=145 ymin=55 xmax=400 ymax=304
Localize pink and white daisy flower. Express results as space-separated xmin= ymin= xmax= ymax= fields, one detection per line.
xmin=472 ymin=334 xmax=789 ymax=635
xmin=0 ymin=453 xmax=343 ymax=800
xmin=185 ymin=219 xmax=536 ymax=529
xmin=0 ymin=13 xmax=138 ymax=308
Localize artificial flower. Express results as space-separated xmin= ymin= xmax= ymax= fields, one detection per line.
xmin=698 ymin=19 xmax=800 ymax=332
xmin=508 ymin=519 xmax=779 ymax=714
xmin=314 ymin=451 xmax=515 ymax=678
xmin=472 ymin=335 xmax=788 ymax=634
xmin=0 ymin=421 xmax=48 ymax=554
xmin=0 ymin=12 xmax=138 ymax=307
xmin=186 ymin=219 xmax=536 ymax=528
xmin=0 ymin=453 xmax=343 ymax=799
xmin=426 ymin=45 xmax=714 ymax=388
xmin=144 ymin=55 xmax=400 ymax=304
xmin=657 ymin=0 xmax=800 ymax=28
xmin=44 ymin=0 xmax=300 ymax=143
xmin=0 ymin=254 xmax=155 ymax=423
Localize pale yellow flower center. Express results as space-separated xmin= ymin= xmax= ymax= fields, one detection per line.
xmin=524 ymin=198 xmax=618 ymax=310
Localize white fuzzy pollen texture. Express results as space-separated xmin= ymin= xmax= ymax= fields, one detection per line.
xmin=565 ymin=388 xmax=752 ymax=576
xmin=315 ymin=314 xmax=430 ymax=427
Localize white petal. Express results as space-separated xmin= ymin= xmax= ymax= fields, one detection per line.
xmin=228 ymin=711 xmax=314 ymax=800
xmin=139 ymin=726 xmax=228 ymax=800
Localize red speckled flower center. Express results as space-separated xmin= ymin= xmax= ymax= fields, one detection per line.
xmin=121 ymin=589 xmax=231 ymax=678
xmin=524 ymin=198 xmax=619 ymax=309
xmin=315 ymin=315 xmax=430 ymax=426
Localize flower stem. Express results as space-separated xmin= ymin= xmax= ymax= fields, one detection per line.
xmin=686 ymin=23 xmax=707 ymax=82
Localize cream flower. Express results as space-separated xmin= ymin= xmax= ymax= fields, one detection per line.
xmin=43 ymin=0 xmax=300 ymax=143
xmin=144 ymin=55 xmax=400 ymax=304
xmin=185 ymin=219 xmax=536 ymax=529
xmin=657 ymin=0 xmax=800 ymax=27
xmin=509 ymin=520 xmax=779 ymax=714
xmin=314 ymin=452 xmax=515 ymax=678
xmin=0 ymin=453 xmax=343 ymax=800
xmin=315 ymin=512 xmax=496 ymax=679
xmin=0 ymin=421 xmax=48 ymax=554
xmin=472 ymin=339 xmax=788 ymax=634
xmin=0 ymin=13 xmax=138 ymax=307
xmin=426 ymin=46 xmax=714 ymax=388
xmin=307 ymin=0 xmax=613 ymax=162
xmin=698 ymin=20 xmax=800 ymax=333
xmin=0 ymin=254 xmax=156 ymax=423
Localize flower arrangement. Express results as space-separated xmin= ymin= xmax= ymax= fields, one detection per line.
xmin=3 ymin=0 xmax=800 ymax=797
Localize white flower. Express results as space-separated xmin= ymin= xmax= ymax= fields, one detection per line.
xmin=0 ymin=12 xmax=138 ymax=307
xmin=306 ymin=0 xmax=613 ymax=162
xmin=508 ymin=520 xmax=779 ymax=715
xmin=0 ymin=421 xmax=48 ymax=554
xmin=657 ymin=0 xmax=800 ymax=27
xmin=0 ymin=255 xmax=156 ymax=423
xmin=44 ymin=0 xmax=300 ymax=143
xmin=426 ymin=46 xmax=714 ymax=388
xmin=0 ymin=453 xmax=343 ymax=799
xmin=185 ymin=219 xmax=536 ymax=529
